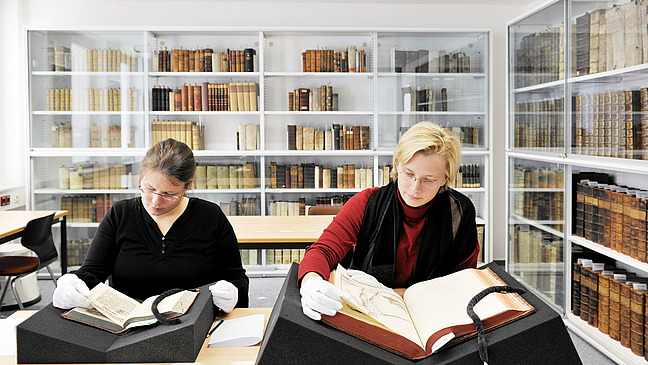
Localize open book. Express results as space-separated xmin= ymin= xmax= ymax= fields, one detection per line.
xmin=321 ymin=265 xmax=535 ymax=360
xmin=61 ymin=283 xmax=199 ymax=334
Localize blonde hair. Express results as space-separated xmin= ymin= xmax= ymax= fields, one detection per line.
xmin=391 ymin=122 xmax=462 ymax=192
xmin=139 ymin=139 xmax=196 ymax=189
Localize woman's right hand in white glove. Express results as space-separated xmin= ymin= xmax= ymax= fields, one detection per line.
xmin=299 ymin=274 xmax=347 ymax=321
xmin=52 ymin=273 xmax=92 ymax=309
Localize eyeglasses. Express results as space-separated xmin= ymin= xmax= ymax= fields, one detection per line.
xmin=139 ymin=187 xmax=182 ymax=202
xmin=398 ymin=171 xmax=441 ymax=189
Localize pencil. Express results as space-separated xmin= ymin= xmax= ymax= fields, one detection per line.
xmin=206 ymin=319 xmax=224 ymax=338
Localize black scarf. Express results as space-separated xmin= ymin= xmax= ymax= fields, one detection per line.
xmin=350 ymin=181 xmax=477 ymax=287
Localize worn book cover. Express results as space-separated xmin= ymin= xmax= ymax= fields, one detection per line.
xmin=62 ymin=283 xmax=199 ymax=335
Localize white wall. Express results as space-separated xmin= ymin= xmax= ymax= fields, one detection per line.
xmin=2 ymin=0 xmax=529 ymax=260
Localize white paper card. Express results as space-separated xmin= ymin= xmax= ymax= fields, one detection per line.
xmin=208 ymin=314 xmax=265 ymax=348
xmin=0 ymin=318 xmax=26 ymax=356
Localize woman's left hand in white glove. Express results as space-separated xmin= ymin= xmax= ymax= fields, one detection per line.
xmin=209 ymin=280 xmax=238 ymax=313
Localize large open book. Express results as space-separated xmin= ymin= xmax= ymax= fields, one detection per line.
xmin=321 ymin=265 xmax=535 ymax=360
xmin=61 ymin=283 xmax=199 ymax=334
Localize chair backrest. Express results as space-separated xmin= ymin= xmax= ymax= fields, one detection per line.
xmin=21 ymin=212 xmax=58 ymax=268
xmin=308 ymin=205 xmax=342 ymax=215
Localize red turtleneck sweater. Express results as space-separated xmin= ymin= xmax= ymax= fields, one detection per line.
xmin=298 ymin=187 xmax=479 ymax=287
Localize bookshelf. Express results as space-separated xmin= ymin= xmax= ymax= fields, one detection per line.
xmin=26 ymin=28 xmax=491 ymax=275
xmin=507 ymin=1 xmax=648 ymax=363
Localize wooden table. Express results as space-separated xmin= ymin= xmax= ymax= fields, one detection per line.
xmin=228 ymin=215 xmax=334 ymax=249
xmin=0 ymin=211 xmax=68 ymax=274
xmin=1 ymin=307 xmax=272 ymax=365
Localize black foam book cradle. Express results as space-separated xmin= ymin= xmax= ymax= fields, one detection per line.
xmin=16 ymin=284 xmax=215 ymax=363
xmin=256 ymin=262 xmax=582 ymax=365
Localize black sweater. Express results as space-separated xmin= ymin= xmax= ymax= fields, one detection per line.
xmin=74 ymin=197 xmax=249 ymax=307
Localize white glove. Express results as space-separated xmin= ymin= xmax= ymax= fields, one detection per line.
xmin=209 ymin=280 xmax=238 ymax=313
xmin=52 ymin=273 xmax=93 ymax=309
xmin=300 ymin=276 xmax=346 ymax=321
xmin=347 ymin=269 xmax=390 ymax=290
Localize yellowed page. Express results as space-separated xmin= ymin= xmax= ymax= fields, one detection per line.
xmin=403 ymin=268 xmax=511 ymax=350
xmin=86 ymin=283 xmax=140 ymax=327
xmin=335 ymin=266 xmax=423 ymax=348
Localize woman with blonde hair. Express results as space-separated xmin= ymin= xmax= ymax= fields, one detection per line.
xmin=299 ymin=122 xmax=479 ymax=320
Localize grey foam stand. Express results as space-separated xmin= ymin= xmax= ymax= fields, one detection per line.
xmin=256 ymin=262 xmax=582 ymax=365
xmin=16 ymin=284 xmax=215 ymax=363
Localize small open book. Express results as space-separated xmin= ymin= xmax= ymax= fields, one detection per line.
xmin=61 ymin=283 xmax=199 ymax=334
xmin=321 ymin=265 xmax=535 ymax=360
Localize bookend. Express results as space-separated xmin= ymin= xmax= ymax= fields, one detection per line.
xmin=256 ymin=262 xmax=582 ymax=365
xmin=16 ymin=284 xmax=215 ymax=363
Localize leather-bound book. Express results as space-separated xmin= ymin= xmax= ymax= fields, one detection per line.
xmin=287 ymin=125 xmax=296 ymax=150
xmin=290 ymin=165 xmax=298 ymax=189
xmin=630 ymin=284 xmax=647 ymax=356
xmin=217 ymin=165 xmax=230 ymax=189
xmin=276 ymin=164 xmax=286 ymax=189
xmin=244 ymin=48 xmax=255 ymax=72
xmin=298 ymin=164 xmax=303 ymax=188
xmin=314 ymin=130 xmax=325 ymax=150
xmin=299 ymin=88 xmax=310 ymax=111
xmin=303 ymin=127 xmax=315 ymax=150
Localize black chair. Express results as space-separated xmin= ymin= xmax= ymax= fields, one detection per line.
xmin=0 ymin=212 xmax=58 ymax=309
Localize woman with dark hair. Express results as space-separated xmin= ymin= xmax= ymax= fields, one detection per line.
xmin=53 ymin=139 xmax=249 ymax=312
xmin=299 ymin=122 xmax=479 ymax=320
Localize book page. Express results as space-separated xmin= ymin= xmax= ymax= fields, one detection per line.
xmin=403 ymin=268 xmax=529 ymax=352
xmin=208 ymin=314 xmax=265 ymax=348
xmin=334 ymin=266 xmax=423 ymax=348
xmin=86 ymin=283 xmax=140 ymax=327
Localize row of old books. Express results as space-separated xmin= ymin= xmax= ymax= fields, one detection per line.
xmin=301 ymin=47 xmax=367 ymax=73
xmin=573 ymin=89 xmax=647 ymax=159
xmin=513 ymin=97 xmax=565 ymax=149
xmin=574 ymin=3 xmax=648 ymax=77
xmin=154 ymin=48 xmax=256 ymax=73
xmin=514 ymin=25 xmax=564 ymax=88
xmin=254 ymin=249 xmax=306 ymax=266
xmin=572 ymin=256 xmax=648 ymax=359
xmin=46 ymin=88 xmax=138 ymax=112
xmin=575 ymin=179 xmax=648 ymax=263
xmin=287 ymin=124 xmax=370 ymax=151
xmin=220 ymin=198 xmax=258 ymax=216
xmin=401 ymin=86 xmax=449 ymax=112
xmin=393 ymin=49 xmax=472 ymax=74
xmin=453 ymin=164 xmax=481 ymax=189
xmin=49 ymin=47 xmax=140 ymax=72
xmin=511 ymin=165 xmax=565 ymax=189
xmin=267 ymin=195 xmax=352 ymax=216
xmin=445 ymin=126 xmax=480 ymax=147
xmin=151 ymin=82 xmax=258 ymax=112
xmin=50 ymin=123 xmax=135 ymax=148
xmin=513 ymin=187 xmax=564 ymax=222
xmin=90 ymin=124 xmax=135 ymax=148
xmin=60 ymin=194 xmax=119 ymax=223
xmin=51 ymin=123 xmax=73 ymax=147
xmin=268 ymin=162 xmax=373 ymax=190
xmin=236 ymin=124 xmax=260 ymax=150
xmin=67 ymin=238 xmax=91 ymax=266
xmin=194 ymin=163 xmax=258 ymax=190
xmin=511 ymin=224 xmax=563 ymax=305
xmin=512 ymin=166 xmax=565 ymax=227
xmin=152 ymin=121 xmax=204 ymax=150
xmin=288 ymin=86 xmax=338 ymax=111
xmin=59 ymin=164 xmax=129 ymax=190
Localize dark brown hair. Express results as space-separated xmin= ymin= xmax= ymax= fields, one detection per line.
xmin=139 ymin=139 xmax=196 ymax=189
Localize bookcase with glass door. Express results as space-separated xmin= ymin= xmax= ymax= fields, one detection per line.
xmin=508 ymin=1 xmax=648 ymax=363
xmin=27 ymin=28 xmax=491 ymax=276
